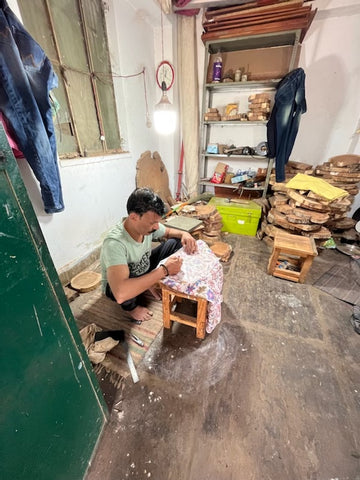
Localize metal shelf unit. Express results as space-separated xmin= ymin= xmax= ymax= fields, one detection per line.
xmin=199 ymin=30 xmax=301 ymax=198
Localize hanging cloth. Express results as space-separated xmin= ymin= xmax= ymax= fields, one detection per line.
xmin=267 ymin=68 xmax=307 ymax=183
xmin=0 ymin=0 xmax=64 ymax=213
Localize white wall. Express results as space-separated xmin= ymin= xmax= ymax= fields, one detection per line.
xmin=9 ymin=0 xmax=179 ymax=274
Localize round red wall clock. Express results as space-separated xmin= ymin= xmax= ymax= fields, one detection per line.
xmin=156 ymin=60 xmax=175 ymax=91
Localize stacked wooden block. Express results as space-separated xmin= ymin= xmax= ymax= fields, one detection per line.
xmin=247 ymin=93 xmax=271 ymax=121
xmin=258 ymin=159 xmax=359 ymax=244
xmin=179 ymin=203 xmax=232 ymax=260
xmin=314 ymin=154 xmax=360 ymax=198
xmin=195 ymin=204 xmax=223 ymax=245
xmin=180 ymin=203 xmax=223 ymax=245
xmin=201 ymin=2 xmax=316 ymax=44
xmin=204 ymin=108 xmax=221 ymax=122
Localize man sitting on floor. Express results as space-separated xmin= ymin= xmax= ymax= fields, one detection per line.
xmin=100 ymin=187 xmax=197 ymax=323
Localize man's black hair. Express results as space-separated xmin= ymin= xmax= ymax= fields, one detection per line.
xmin=126 ymin=187 xmax=165 ymax=217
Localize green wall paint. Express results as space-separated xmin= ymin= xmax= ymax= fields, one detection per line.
xmin=0 ymin=126 xmax=107 ymax=479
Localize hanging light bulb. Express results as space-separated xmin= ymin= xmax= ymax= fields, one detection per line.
xmin=154 ymin=81 xmax=176 ymax=134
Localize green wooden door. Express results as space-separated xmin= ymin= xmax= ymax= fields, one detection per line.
xmin=0 ymin=126 xmax=107 ymax=479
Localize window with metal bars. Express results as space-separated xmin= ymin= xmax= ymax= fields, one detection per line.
xmin=18 ymin=0 xmax=123 ymax=158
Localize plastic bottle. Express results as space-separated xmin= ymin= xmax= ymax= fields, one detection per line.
xmin=212 ymin=51 xmax=222 ymax=83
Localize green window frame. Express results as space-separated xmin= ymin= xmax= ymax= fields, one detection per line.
xmin=18 ymin=0 xmax=123 ymax=158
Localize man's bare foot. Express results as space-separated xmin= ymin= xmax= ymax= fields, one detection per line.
xmin=129 ymin=306 xmax=153 ymax=322
xmin=147 ymin=285 xmax=162 ymax=301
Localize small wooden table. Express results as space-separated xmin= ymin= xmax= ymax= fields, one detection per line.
xmin=267 ymin=231 xmax=318 ymax=283
xmin=161 ymin=285 xmax=207 ymax=339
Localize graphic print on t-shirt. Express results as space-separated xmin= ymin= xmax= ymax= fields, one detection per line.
xmin=129 ymin=251 xmax=150 ymax=277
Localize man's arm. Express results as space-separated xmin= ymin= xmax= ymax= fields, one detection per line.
xmin=164 ymin=227 xmax=197 ymax=254
xmin=107 ymin=255 xmax=183 ymax=304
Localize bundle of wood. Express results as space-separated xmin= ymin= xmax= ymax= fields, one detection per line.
xmin=314 ymin=154 xmax=360 ymax=199
xmin=258 ymin=175 xmax=357 ymax=244
xmin=247 ymin=93 xmax=271 ymax=121
xmin=179 ymin=203 xmax=223 ymax=244
xmin=201 ymin=1 xmax=316 ymax=43
xmin=177 ymin=202 xmax=234 ymax=255
xmin=193 ymin=204 xmax=224 ymax=245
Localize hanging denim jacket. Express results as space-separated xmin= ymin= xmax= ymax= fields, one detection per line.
xmin=0 ymin=0 xmax=64 ymax=213
xmin=267 ymin=68 xmax=307 ymax=183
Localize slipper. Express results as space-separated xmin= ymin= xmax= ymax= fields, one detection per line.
xmin=129 ymin=318 xmax=142 ymax=326
xmin=94 ymin=329 xmax=125 ymax=342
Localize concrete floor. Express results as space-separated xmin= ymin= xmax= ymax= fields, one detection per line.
xmin=85 ymin=235 xmax=360 ymax=480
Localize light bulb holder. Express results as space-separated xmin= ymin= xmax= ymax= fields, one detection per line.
xmin=156 ymin=90 xmax=172 ymax=109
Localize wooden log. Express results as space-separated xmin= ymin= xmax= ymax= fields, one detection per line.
xmin=210 ymin=242 xmax=232 ymax=262
xmin=330 ymin=197 xmax=351 ymax=208
xmin=287 ymin=190 xmax=331 ymax=212
xmin=326 ymin=218 xmax=356 ymax=230
xmin=301 ymin=226 xmax=331 ymax=239
xmin=329 ymin=154 xmax=360 ymax=167
xmin=323 ymin=175 xmax=359 ymax=184
xmin=194 ymin=204 xmax=217 ymax=219
xmin=306 ymin=191 xmax=332 ymax=203
xmin=268 ymin=209 xmax=321 ymax=232
xmin=327 ymin=213 xmax=348 ymax=221
xmin=270 ymin=182 xmax=290 ymax=192
xmin=294 ymin=208 xmax=330 ymax=224
xmin=328 ymin=171 xmax=360 ymax=179
xmin=287 ymin=167 xmax=314 ymax=175
xmin=286 ymin=214 xmax=310 ymax=224
xmin=273 ymin=197 xmax=289 ymax=206
xmin=276 ymin=204 xmax=294 ymax=215
xmin=286 ymin=160 xmax=314 ymax=171
xmin=264 ymin=224 xmax=286 ymax=238
xmin=327 ymin=166 xmax=360 ymax=173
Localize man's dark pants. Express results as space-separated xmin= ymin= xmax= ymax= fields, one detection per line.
xmin=105 ymin=238 xmax=182 ymax=311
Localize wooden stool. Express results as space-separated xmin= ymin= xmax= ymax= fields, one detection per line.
xmin=267 ymin=231 xmax=318 ymax=283
xmin=161 ymin=285 xmax=208 ymax=339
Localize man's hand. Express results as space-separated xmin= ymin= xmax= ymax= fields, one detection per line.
xmin=164 ymin=255 xmax=183 ymax=275
xmin=180 ymin=232 xmax=197 ymax=254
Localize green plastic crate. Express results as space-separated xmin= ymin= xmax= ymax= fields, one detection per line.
xmin=209 ymin=197 xmax=262 ymax=236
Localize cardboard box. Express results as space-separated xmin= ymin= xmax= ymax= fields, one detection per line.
xmin=207 ymin=45 xmax=300 ymax=82
xmin=209 ymin=197 xmax=261 ymax=236
xmin=210 ymin=162 xmax=228 ymax=184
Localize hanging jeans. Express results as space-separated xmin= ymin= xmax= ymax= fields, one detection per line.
xmin=0 ymin=0 xmax=64 ymax=213
xmin=267 ymin=68 xmax=307 ymax=183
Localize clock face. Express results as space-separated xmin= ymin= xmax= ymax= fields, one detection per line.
xmin=156 ymin=60 xmax=175 ymax=91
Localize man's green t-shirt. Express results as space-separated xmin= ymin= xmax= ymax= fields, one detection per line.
xmin=100 ymin=220 xmax=166 ymax=292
